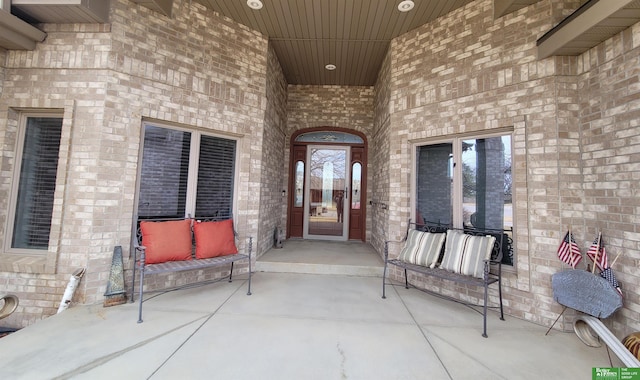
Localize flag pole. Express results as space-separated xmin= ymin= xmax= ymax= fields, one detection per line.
xmin=592 ymin=232 xmax=601 ymax=274
xmin=610 ymin=251 xmax=622 ymax=269
xmin=568 ymin=225 xmax=575 ymax=269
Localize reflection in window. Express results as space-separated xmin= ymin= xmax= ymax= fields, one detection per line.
xmin=415 ymin=135 xmax=513 ymax=266
xmin=352 ymin=162 xmax=361 ymax=209
xmin=462 ymin=137 xmax=511 ymax=232
xmin=295 ymin=161 xmax=304 ymax=207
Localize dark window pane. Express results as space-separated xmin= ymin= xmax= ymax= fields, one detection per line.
xmin=195 ymin=135 xmax=236 ymax=219
xmin=137 ymin=126 xmax=190 ymax=218
xmin=13 ymin=117 xmax=63 ymax=249
xmin=415 ymin=143 xmax=453 ymax=226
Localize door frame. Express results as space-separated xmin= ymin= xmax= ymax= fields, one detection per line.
xmin=287 ymin=127 xmax=367 ymax=241
xmin=303 ymin=145 xmax=350 ymax=241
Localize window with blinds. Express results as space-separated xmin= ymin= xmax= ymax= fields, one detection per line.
xmin=12 ymin=117 xmax=63 ymax=250
xmin=137 ymin=123 xmax=236 ymax=220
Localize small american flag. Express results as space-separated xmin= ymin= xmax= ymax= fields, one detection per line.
xmin=557 ymin=231 xmax=582 ymax=268
xmin=600 ymin=267 xmax=622 ymax=296
xmin=587 ymin=234 xmax=607 ymax=272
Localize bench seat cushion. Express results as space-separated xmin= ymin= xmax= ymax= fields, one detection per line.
xmin=140 ymin=219 xmax=193 ymax=264
xmin=398 ymin=229 xmax=446 ymax=268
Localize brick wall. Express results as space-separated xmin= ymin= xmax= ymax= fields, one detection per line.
xmin=371 ymin=50 xmax=392 ymax=252
xmin=577 ymin=23 xmax=640 ymax=337
xmin=383 ymin=0 xmax=640 ymax=336
xmin=0 ymin=0 xmax=269 ymax=327
xmin=285 ymin=85 xmax=375 ymax=239
xmin=258 ymin=44 xmax=288 ymax=255
xmin=1 ymin=0 xmax=639 ymax=339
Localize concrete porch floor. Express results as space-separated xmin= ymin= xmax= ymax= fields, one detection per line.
xmin=0 ymin=240 xmax=621 ymax=379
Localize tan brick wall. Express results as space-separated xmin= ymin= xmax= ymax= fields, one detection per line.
xmin=577 ymin=23 xmax=640 ymax=337
xmin=371 ymin=50 xmax=392 ymax=253
xmin=258 ymin=44 xmax=288 ymax=255
xmin=0 ymin=0 xmax=269 ymax=327
xmin=0 ymin=49 xmax=5 ymax=96
xmin=285 ymin=85 xmax=375 ymax=239
xmin=1 ymin=0 xmax=639 ymax=340
xmin=383 ymin=0 xmax=640 ymax=336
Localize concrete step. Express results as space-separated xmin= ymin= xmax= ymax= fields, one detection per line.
xmin=255 ymin=260 xmax=383 ymax=277
xmin=255 ymin=239 xmax=384 ymax=277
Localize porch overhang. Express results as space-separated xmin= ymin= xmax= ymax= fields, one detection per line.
xmin=0 ymin=9 xmax=46 ymax=50
xmin=537 ymin=0 xmax=640 ymax=59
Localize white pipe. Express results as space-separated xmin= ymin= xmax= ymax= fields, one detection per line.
xmin=57 ymin=268 xmax=85 ymax=314
xmin=575 ymin=315 xmax=640 ymax=368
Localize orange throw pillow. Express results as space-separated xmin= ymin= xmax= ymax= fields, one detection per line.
xmin=140 ymin=219 xmax=193 ymax=264
xmin=193 ymin=219 xmax=238 ymax=259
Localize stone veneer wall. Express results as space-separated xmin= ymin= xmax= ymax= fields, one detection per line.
xmin=285 ymin=85 xmax=375 ymax=240
xmin=384 ymin=0 xmax=640 ymax=336
xmin=0 ymin=0 xmax=269 ymax=327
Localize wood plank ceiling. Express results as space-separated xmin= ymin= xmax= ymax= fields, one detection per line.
xmin=196 ymin=0 xmax=476 ymax=86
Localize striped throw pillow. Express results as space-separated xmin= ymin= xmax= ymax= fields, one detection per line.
xmin=439 ymin=230 xmax=469 ymax=272
xmin=398 ymin=230 xmax=445 ymax=267
xmin=460 ymin=235 xmax=496 ymax=279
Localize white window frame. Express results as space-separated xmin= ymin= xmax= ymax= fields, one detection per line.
xmin=412 ymin=130 xmax=514 ymax=265
xmin=135 ymin=120 xmax=239 ymax=221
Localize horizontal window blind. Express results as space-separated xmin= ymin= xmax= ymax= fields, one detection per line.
xmin=12 ymin=117 xmax=63 ymax=249
xmin=137 ymin=124 xmax=236 ymax=222
xmin=137 ymin=126 xmax=190 ymax=219
xmin=195 ymin=135 xmax=236 ymax=219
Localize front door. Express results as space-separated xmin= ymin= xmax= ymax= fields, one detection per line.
xmin=303 ymin=146 xmax=349 ymax=240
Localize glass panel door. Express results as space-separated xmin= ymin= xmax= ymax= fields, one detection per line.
xmin=304 ymin=146 xmax=349 ymax=240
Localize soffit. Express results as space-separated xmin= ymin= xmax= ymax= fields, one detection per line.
xmin=195 ymin=0 xmax=476 ymax=86
xmin=494 ymin=0 xmax=540 ymax=19
xmin=538 ymin=0 xmax=640 ymax=58
xmin=10 ymin=0 xmax=110 ymax=23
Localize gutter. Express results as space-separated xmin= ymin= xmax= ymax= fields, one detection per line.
xmin=0 ymin=9 xmax=46 ymax=50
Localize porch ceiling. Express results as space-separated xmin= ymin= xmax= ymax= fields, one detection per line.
xmin=2 ymin=0 xmax=640 ymax=86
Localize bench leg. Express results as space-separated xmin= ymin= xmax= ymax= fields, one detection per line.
xmin=482 ymin=281 xmax=489 ymax=338
xmin=498 ymin=267 xmax=505 ymax=321
xmin=131 ymin=259 xmax=137 ymax=304
xmin=247 ymin=237 xmax=253 ymax=295
xmin=137 ymin=268 xmax=145 ymax=323
xmin=229 ymin=262 xmax=234 ymax=282
xmin=382 ymin=242 xmax=389 ymax=299
xmin=404 ymin=268 xmax=409 ymax=289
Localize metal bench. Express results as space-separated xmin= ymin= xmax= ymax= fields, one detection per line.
xmin=382 ymin=222 xmax=510 ymax=337
xmin=131 ymin=217 xmax=252 ymax=323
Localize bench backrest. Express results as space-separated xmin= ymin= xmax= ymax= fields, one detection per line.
xmin=410 ymin=221 xmax=512 ymax=264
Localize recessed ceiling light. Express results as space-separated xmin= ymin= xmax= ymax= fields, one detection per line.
xmin=398 ymin=0 xmax=414 ymax=12
xmin=325 ymin=64 xmax=336 ymax=71
xmin=247 ymin=0 xmax=263 ymax=10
